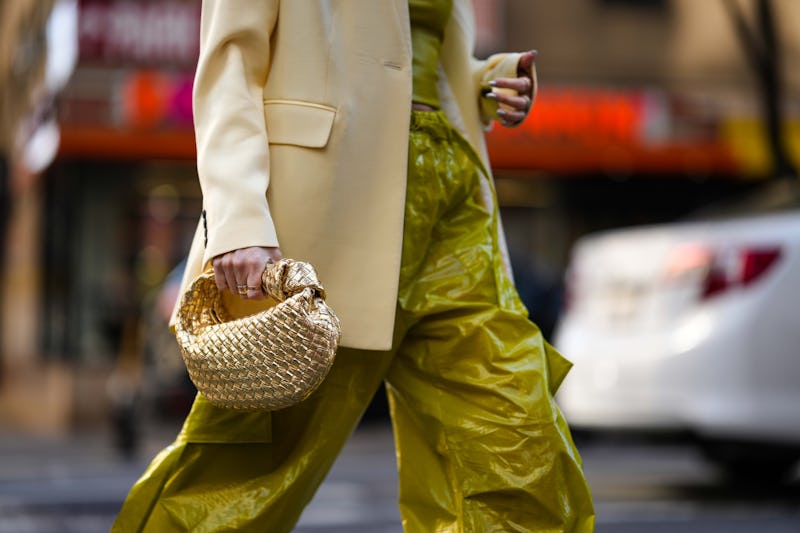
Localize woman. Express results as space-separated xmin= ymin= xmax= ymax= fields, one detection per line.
xmin=113 ymin=1 xmax=595 ymax=531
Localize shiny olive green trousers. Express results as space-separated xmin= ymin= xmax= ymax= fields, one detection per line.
xmin=112 ymin=111 xmax=595 ymax=532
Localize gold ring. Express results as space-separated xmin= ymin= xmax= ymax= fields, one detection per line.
xmin=237 ymin=285 xmax=260 ymax=295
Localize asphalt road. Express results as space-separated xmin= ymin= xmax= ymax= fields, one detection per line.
xmin=0 ymin=423 xmax=798 ymax=532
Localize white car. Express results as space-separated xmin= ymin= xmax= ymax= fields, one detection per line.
xmin=554 ymin=181 xmax=800 ymax=480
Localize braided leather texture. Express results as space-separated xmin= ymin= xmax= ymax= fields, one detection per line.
xmin=175 ymin=259 xmax=340 ymax=411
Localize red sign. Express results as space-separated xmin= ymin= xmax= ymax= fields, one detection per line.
xmin=78 ymin=0 xmax=200 ymax=66
xmin=119 ymin=71 xmax=194 ymax=128
xmin=485 ymin=87 xmax=739 ymax=175
xmin=526 ymin=88 xmax=669 ymax=146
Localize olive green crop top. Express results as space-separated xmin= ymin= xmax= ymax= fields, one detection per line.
xmin=409 ymin=0 xmax=453 ymax=108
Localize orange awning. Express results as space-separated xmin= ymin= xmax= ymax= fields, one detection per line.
xmin=59 ymin=127 xmax=196 ymax=160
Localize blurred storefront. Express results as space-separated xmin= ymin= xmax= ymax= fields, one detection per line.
xmin=1 ymin=0 xmax=798 ymax=432
xmin=1 ymin=0 xmax=201 ymax=433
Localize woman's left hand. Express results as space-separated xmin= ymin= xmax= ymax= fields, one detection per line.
xmin=487 ymin=50 xmax=537 ymax=127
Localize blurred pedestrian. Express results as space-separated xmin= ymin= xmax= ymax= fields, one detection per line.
xmin=114 ymin=1 xmax=595 ymax=531
xmin=0 ymin=0 xmax=55 ymax=370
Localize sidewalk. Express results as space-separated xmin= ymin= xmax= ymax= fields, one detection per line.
xmin=0 ymin=420 xmax=402 ymax=532
xmin=0 ymin=420 xmax=177 ymax=533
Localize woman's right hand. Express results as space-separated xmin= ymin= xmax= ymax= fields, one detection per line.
xmin=212 ymin=246 xmax=283 ymax=300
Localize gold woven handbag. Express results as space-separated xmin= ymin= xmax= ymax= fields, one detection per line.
xmin=175 ymin=259 xmax=341 ymax=411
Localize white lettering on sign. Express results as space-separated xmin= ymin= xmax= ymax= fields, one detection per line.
xmin=79 ymin=0 xmax=200 ymax=65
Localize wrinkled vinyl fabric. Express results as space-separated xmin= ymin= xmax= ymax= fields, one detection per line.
xmin=112 ymin=111 xmax=595 ymax=533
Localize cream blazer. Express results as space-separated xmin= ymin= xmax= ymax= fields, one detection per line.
xmin=173 ymin=0 xmax=530 ymax=351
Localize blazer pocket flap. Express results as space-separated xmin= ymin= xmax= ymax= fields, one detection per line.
xmin=264 ymin=100 xmax=337 ymax=148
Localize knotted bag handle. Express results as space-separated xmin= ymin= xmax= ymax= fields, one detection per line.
xmin=260 ymin=259 xmax=327 ymax=301
xmin=185 ymin=259 xmax=329 ymax=328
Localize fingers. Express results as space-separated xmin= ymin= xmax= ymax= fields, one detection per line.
xmin=490 ymin=76 xmax=533 ymax=97
xmin=212 ymin=253 xmax=238 ymax=294
xmin=517 ymin=50 xmax=537 ymax=78
xmin=245 ymin=267 xmax=265 ymax=300
xmin=247 ymin=247 xmax=283 ymax=299
xmin=487 ymin=89 xmax=531 ymax=112
xmin=487 ymin=49 xmax=537 ymax=127
xmin=265 ymin=247 xmax=283 ymax=263
xmin=485 ymin=87 xmax=532 ymax=127
xmin=497 ymin=108 xmax=527 ymax=127
xmin=212 ymin=246 xmax=281 ymax=299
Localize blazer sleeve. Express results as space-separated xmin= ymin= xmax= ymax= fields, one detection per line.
xmin=192 ymin=0 xmax=280 ymax=266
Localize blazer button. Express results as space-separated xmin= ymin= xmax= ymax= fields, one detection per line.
xmin=202 ymin=209 xmax=208 ymax=247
